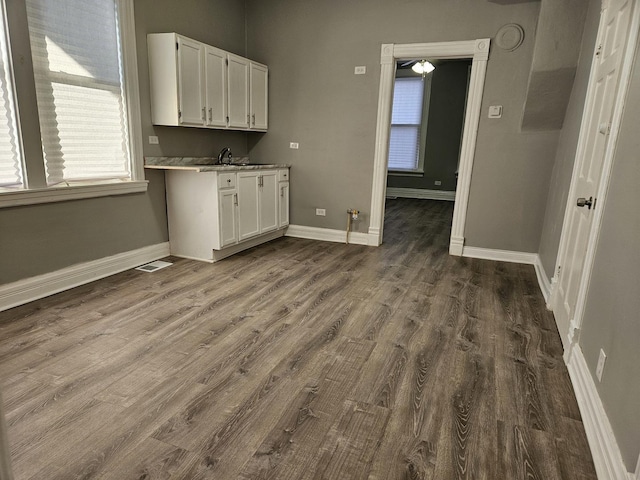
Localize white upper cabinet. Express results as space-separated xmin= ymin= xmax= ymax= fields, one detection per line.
xmin=148 ymin=33 xmax=267 ymax=132
xmin=204 ymin=45 xmax=227 ymax=128
xmin=227 ymin=53 xmax=250 ymax=129
xmin=250 ymin=62 xmax=268 ymax=130
xmin=177 ymin=36 xmax=205 ymax=125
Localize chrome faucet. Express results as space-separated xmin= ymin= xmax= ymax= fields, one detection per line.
xmin=217 ymin=147 xmax=232 ymax=165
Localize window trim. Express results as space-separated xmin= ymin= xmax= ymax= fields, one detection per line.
xmin=0 ymin=0 xmax=146 ymax=208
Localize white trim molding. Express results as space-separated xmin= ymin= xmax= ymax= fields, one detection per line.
xmin=368 ymin=38 xmax=490 ymax=252
xmin=534 ymin=256 xmax=552 ymax=305
xmin=634 ymin=453 xmax=640 ymax=480
xmin=386 ymin=187 xmax=455 ymax=202
xmin=566 ymin=346 xmax=635 ymax=480
xmin=286 ymin=225 xmax=377 ymax=246
xmin=0 ymin=242 xmax=170 ymax=312
xmin=462 ymin=246 xmax=537 ymax=265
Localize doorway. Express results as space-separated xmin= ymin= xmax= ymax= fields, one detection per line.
xmin=367 ymin=39 xmax=490 ymax=255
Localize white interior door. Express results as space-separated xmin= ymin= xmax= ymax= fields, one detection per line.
xmin=553 ymin=0 xmax=634 ymax=349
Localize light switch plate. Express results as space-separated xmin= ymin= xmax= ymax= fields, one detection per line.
xmin=148 ymin=135 xmax=159 ymax=144
xmin=488 ymin=105 xmax=503 ymax=118
xmin=290 ymin=142 xmax=299 ymax=149
xmin=355 ymin=66 xmax=366 ymax=75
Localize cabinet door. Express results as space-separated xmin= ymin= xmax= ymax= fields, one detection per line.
xmin=237 ymin=172 xmax=260 ymax=240
xmin=205 ymin=46 xmax=227 ymax=128
xmin=259 ymin=171 xmax=279 ymax=234
xmin=250 ymin=63 xmax=268 ymax=130
xmin=218 ymin=190 xmax=238 ymax=247
xmin=227 ymin=54 xmax=249 ymax=129
xmin=279 ymin=182 xmax=289 ymax=228
xmin=177 ymin=36 xmax=204 ymax=125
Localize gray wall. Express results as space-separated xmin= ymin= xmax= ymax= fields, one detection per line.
xmin=246 ymin=0 xmax=555 ymax=251
xmin=538 ymin=0 xmax=600 ymax=279
xmin=387 ymin=61 xmax=471 ymax=193
xmin=0 ymin=0 xmax=247 ymax=284
xmin=578 ymin=31 xmax=640 ymax=471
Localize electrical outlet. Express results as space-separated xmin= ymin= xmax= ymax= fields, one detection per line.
xmin=354 ymin=66 xmax=366 ymax=75
xmin=596 ymin=349 xmax=607 ymax=382
xmin=315 ymin=208 xmax=326 ymax=216
xmin=434 ymin=180 xmax=442 ymax=186
xmin=148 ymin=135 xmax=159 ymax=145
xmin=289 ymin=142 xmax=299 ymax=149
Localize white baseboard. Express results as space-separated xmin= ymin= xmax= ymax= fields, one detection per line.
xmin=566 ymin=346 xmax=634 ymax=480
xmin=285 ymin=225 xmax=377 ymax=246
xmin=0 ymin=242 xmax=170 ymax=312
xmin=534 ymin=256 xmax=552 ymax=305
xmin=462 ymin=246 xmax=538 ymax=265
xmin=635 ymin=453 xmax=639 ymax=480
xmin=449 ymin=235 xmax=464 ymax=256
xmin=386 ymin=187 xmax=456 ymax=201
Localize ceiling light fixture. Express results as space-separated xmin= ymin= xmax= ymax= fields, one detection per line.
xmin=412 ymin=60 xmax=435 ymax=76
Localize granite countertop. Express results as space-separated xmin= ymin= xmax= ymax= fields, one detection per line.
xmin=145 ymin=157 xmax=290 ymax=172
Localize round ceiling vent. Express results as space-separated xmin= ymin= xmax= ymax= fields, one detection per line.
xmin=496 ymin=24 xmax=525 ymax=52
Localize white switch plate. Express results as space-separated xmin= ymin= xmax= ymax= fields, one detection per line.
xmin=290 ymin=142 xmax=299 ymax=149
xmin=596 ymin=349 xmax=607 ymax=382
xmin=315 ymin=208 xmax=326 ymax=216
xmin=354 ymin=66 xmax=366 ymax=75
xmin=434 ymin=180 xmax=442 ymax=186
xmin=488 ymin=105 xmax=503 ymax=118
xmin=148 ymin=135 xmax=159 ymax=145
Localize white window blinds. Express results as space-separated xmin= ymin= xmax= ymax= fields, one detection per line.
xmin=388 ymin=77 xmax=424 ymax=171
xmin=26 ymin=0 xmax=131 ymax=185
xmin=0 ymin=6 xmax=22 ymax=188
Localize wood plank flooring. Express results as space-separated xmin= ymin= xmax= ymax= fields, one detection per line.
xmin=0 ymin=198 xmax=597 ymax=479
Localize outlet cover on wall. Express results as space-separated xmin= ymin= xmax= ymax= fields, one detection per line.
xmin=289 ymin=142 xmax=299 ymax=149
xmin=434 ymin=180 xmax=442 ymax=186
xmin=315 ymin=208 xmax=326 ymax=216
xmin=354 ymin=66 xmax=366 ymax=75
xmin=596 ymin=349 xmax=607 ymax=382
xmin=148 ymin=135 xmax=159 ymax=144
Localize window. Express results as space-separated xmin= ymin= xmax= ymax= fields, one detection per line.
xmin=388 ymin=76 xmax=424 ymax=172
xmin=0 ymin=0 xmax=145 ymax=207
xmin=0 ymin=3 xmax=22 ymax=188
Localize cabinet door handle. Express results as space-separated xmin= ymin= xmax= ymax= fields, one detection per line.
xmin=209 ymin=107 xmax=213 ymax=122
xmin=252 ymin=113 xmax=255 ymax=125
xmin=234 ymin=193 xmax=238 ymax=206
xmin=202 ymin=107 xmax=206 ymax=121
xmin=280 ymin=186 xmax=284 ymax=197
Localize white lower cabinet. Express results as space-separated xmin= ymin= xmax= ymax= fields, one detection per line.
xmin=165 ymin=168 xmax=289 ymax=262
xmin=218 ymin=189 xmax=238 ymax=247
xmin=237 ymin=170 xmax=279 ymax=241
xmin=279 ymin=182 xmax=290 ymax=228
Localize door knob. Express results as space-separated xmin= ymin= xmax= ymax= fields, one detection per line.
xmin=576 ymin=196 xmax=594 ymax=209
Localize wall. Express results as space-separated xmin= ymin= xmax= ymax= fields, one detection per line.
xmin=537 ymin=0 xmax=601 ymax=279
xmin=246 ymin=0 xmax=555 ymax=252
xmin=578 ymin=31 xmax=640 ymax=471
xmin=0 ymin=0 xmax=247 ymax=285
xmin=387 ymin=61 xmax=471 ymax=193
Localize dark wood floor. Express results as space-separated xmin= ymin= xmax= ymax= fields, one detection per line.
xmin=0 ymin=198 xmax=597 ymax=479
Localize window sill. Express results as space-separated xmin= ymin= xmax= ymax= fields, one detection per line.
xmin=388 ymin=169 xmax=424 ymax=177
xmin=0 ymin=180 xmax=149 ymax=208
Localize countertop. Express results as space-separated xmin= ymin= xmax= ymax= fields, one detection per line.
xmin=145 ymin=157 xmax=290 ymax=172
